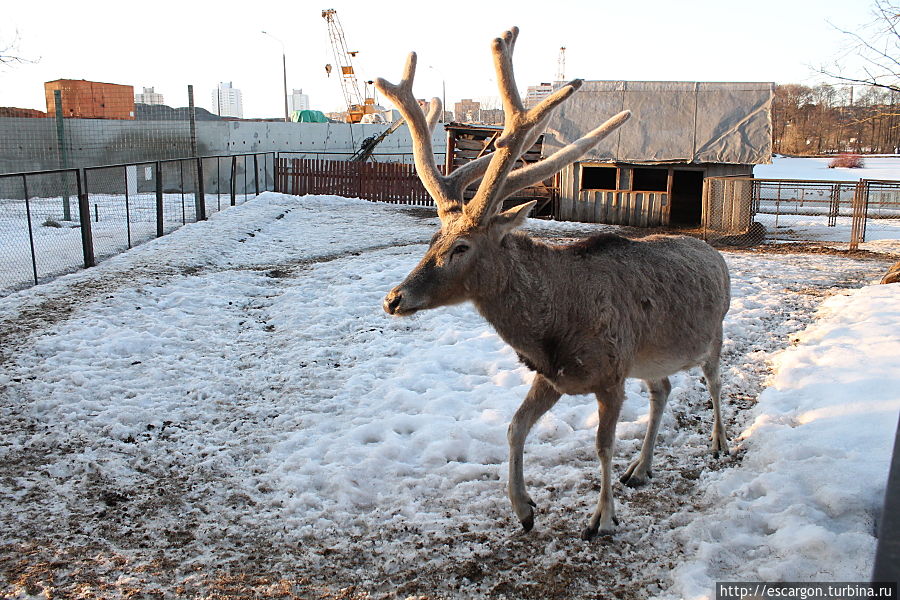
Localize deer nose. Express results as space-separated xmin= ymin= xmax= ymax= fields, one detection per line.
xmin=384 ymin=291 xmax=403 ymax=315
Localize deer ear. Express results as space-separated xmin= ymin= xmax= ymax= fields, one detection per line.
xmin=490 ymin=200 xmax=536 ymax=236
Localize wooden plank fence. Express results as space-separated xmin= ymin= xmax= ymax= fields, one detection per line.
xmin=276 ymin=157 xmax=434 ymax=206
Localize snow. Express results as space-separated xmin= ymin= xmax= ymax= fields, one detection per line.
xmin=665 ymin=284 xmax=900 ymax=598
xmin=0 ymin=189 xmax=898 ymax=598
xmin=755 ymin=155 xmax=900 ymax=182
xmin=748 ymin=155 xmax=900 ymax=252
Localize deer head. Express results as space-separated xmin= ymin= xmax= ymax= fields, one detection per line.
xmin=378 ymin=27 xmax=630 ymax=316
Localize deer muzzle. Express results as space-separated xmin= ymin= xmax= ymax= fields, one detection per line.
xmin=383 ymin=286 xmax=421 ymax=316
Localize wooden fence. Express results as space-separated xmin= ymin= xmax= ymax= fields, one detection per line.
xmin=276 ymin=158 xmax=434 ymax=206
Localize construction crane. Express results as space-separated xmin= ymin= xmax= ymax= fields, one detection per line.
xmin=322 ymin=8 xmax=377 ymax=123
xmin=556 ymin=46 xmax=566 ymax=83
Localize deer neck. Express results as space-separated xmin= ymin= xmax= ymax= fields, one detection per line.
xmin=468 ymin=233 xmax=551 ymax=351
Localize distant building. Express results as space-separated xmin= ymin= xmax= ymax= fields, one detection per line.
xmin=44 ymin=79 xmax=135 ymax=119
xmin=0 ymin=107 xmax=47 ymax=118
xmin=211 ymin=82 xmax=243 ymax=118
xmin=524 ymin=82 xmax=557 ymax=109
xmin=135 ymin=87 xmax=165 ymax=105
xmin=454 ymin=98 xmax=480 ymax=123
xmin=288 ymin=89 xmax=310 ymax=113
xmin=480 ymin=108 xmax=504 ymax=125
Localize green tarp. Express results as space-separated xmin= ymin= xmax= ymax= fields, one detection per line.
xmin=291 ymin=110 xmax=330 ymax=123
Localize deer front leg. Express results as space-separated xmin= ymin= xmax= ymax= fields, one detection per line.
xmin=507 ymin=374 xmax=561 ymax=532
xmin=583 ymin=381 xmax=625 ymax=540
xmin=620 ymin=377 xmax=671 ymax=487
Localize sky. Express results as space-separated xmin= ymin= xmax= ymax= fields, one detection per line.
xmin=0 ymin=0 xmax=879 ymax=119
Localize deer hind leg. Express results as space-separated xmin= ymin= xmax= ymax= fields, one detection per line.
xmin=702 ymin=355 xmax=728 ymax=457
xmin=620 ymin=377 xmax=671 ymax=488
xmin=507 ymin=374 xmax=561 ymax=532
xmin=583 ymin=381 xmax=625 ymax=540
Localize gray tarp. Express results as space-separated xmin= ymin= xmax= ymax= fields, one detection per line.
xmin=541 ymin=81 xmax=774 ymax=165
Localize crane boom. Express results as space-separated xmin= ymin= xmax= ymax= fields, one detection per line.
xmin=322 ymin=8 xmax=372 ymax=123
xmin=556 ymin=46 xmax=566 ymax=83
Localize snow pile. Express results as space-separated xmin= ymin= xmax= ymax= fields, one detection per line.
xmin=666 ymin=284 xmax=900 ymax=599
xmin=755 ymin=155 xmax=900 ymax=181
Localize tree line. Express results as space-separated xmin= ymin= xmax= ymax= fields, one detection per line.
xmin=773 ymin=84 xmax=898 ymax=156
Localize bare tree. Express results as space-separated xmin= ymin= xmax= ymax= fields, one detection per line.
xmin=821 ymin=0 xmax=900 ymax=93
xmin=0 ymin=30 xmax=36 ymax=68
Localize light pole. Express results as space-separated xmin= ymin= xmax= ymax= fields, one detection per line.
xmin=261 ymin=30 xmax=290 ymax=122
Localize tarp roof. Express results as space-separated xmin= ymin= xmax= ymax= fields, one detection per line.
xmin=541 ymin=81 xmax=774 ymax=165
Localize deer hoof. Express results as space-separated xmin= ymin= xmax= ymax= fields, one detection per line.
xmin=528 ymin=498 xmax=536 ymax=508
xmin=620 ymin=462 xmax=652 ymax=487
xmin=521 ymin=513 xmax=534 ymax=532
xmin=712 ymin=442 xmax=730 ymax=459
xmin=620 ymin=472 xmax=650 ymax=488
xmin=581 ymin=516 xmax=619 ymax=540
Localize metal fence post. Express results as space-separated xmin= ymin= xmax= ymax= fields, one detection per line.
xmin=254 ymin=154 xmax=260 ymax=196
xmin=123 ymin=166 xmax=132 ymax=248
xmin=196 ymin=157 xmax=206 ymax=220
xmin=230 ymin=155 xmax=237 ymax=206
xmin=850 ymin=180 xmax=866 ymax=250
xmin=77 ymin=169 xmax=95 ymax=268
xmin=274 ymin=153 xmax=280 ymax=193
xmin=22 ymin=174 xmax=39 ymax=285
xmin=156 ymin=161 xmax=164 ymax=237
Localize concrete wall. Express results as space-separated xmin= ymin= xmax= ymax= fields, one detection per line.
xmin=0 ymin=117 xmax=446 ymax=175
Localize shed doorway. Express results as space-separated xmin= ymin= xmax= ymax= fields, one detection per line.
xmin=670 ymin=170 xmax=704 ymax=226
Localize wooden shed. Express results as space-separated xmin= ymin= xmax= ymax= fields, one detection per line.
xmin=444 ymin=123 xmax=557 ymax=218
xmin=544 ymin=81 xmax=773 ymax=231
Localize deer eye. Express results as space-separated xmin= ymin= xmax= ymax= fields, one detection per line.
xmin=450 ymin=244 xmax=470 ymax=258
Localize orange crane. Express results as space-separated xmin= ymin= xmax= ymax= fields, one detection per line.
xmin=322 ymin=8 xmax=377 ymax=123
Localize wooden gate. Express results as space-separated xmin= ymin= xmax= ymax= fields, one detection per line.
xmin=276 ymin=157 xmax=434 ymax=206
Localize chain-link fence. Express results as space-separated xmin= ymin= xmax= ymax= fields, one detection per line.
xmin=702 ymin=176 xmax=900 ymax=249
xmin=0 ymin=152 xmax=275 ymax=296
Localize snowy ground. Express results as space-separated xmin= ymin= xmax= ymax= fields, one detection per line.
xmin=751 ymin=155 xmax=900 ymax=250
xmin=1 ymin=192 xmax=898 ymax=599
xmin=754 ymin=155 xmax=900 ymax=181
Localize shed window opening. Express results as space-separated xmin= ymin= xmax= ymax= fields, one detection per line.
xmin=581 ymin=166 xmax=618 ymax=190
xmin=631 ymin=168 xmax=668 ymax=192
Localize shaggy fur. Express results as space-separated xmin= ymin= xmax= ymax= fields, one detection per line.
xmin=377 ymin=25 xmax=731 ymax=539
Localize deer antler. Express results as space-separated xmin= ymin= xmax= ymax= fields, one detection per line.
xmin=377 ymin=27 xmax=631 ymax=225
xmin=464 ymin=27 xmax=630 ymax=225
xmin=375 ymin=54 xmax=459 ymax=218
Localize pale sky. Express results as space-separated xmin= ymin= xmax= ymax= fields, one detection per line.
xmin=1 ymin=0 xmax=878 ymax=119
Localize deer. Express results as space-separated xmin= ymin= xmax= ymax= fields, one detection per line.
xmin=376 ymin=27 xmax=731 ymax=540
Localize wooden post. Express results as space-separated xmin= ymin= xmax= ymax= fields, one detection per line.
xmin=188 ymin=86 xmax=206 ymax=220
xmin=54 ymin=90 xmax=72 ymax=222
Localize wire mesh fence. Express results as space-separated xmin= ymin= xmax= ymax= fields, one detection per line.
xmin=702 ymin=177 xmax=900 ymax=248
xmin=0 ymin=152 xmax=275 ymax=296
xmin=0 ymin=169 xmax=86 ymax=293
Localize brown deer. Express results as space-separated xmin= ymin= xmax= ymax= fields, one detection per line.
xmin=377 ymin=27 xmax=730 ymax=540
